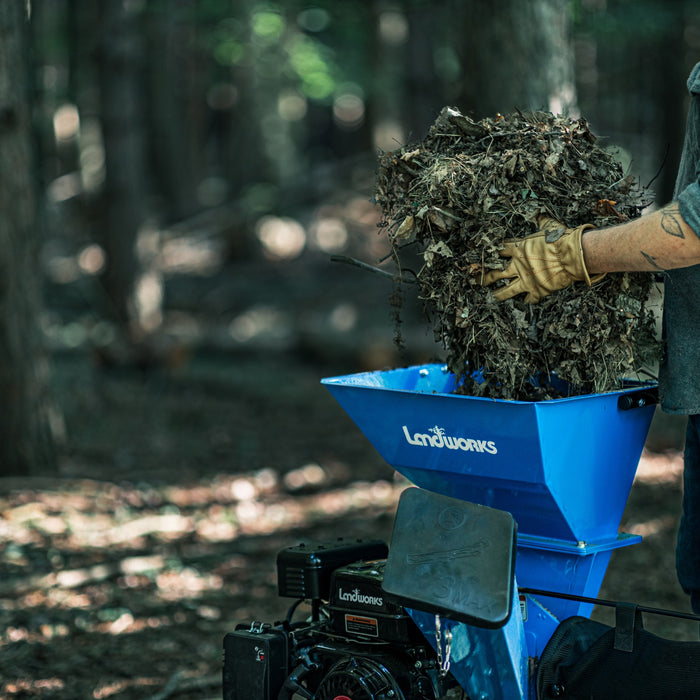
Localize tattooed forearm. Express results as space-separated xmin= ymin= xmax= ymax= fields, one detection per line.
xmin=661 ymin=204 xmax=685 ymax=239
xmin=641 ymin=250 xmax=665 ymax=271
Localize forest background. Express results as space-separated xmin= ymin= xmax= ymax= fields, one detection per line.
xmin=1 ymin=1 xmax=700 ymax=698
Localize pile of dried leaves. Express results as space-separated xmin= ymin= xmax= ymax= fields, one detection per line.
xmin=375 ymin=107 xmax=661 ymax=400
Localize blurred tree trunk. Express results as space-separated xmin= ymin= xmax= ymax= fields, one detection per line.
xmin=370 ymin=1 xmax=410 ymax=152
xmin=462 ymin=0 xmax=577 ymax=118
xmin=650 ymin=26 xmax=686 ymax=205
xmin=0 ymin=1 xmax=56 ymax=475
xmin=220 ymin=0 xmax=279 ymax=260
xmin=405 ymin=4 xmax=444 ymax=140
xmin=226 ymin=4 xmax=267 ymax=197
xmin=146 ymin=0 xmax=202 ymax=221
xmin=97 ymin=0 xmax=161 ymax=342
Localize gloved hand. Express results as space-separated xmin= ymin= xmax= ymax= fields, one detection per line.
xmin=481 ymin=216 xmax=602 ymax=303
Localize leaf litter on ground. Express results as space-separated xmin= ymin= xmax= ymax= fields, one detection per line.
xmin=374 ymin=107 xmax=662 ymax=400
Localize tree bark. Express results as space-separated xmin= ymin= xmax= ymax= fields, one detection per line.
xmin=462 ymin=0 xmax=578 ymax=118
xmin=0 ymin=1 xmax=56 ymax=475
xmin=97 ymin=0 xmax=159 ymax=339
xmin=146 ymin=0 xmax=202 ymax=221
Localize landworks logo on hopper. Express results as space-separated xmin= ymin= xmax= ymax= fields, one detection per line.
xmin=402 ymin=425 xmax=498 ymax=454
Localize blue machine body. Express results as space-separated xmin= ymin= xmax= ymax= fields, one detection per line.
xmin=322 ymin=363 xmax=657 ymax=699
xmin=516 ymin=532 xmax=641 ymax=619
xmin=408 ymin=593 xmax=529 ymax=700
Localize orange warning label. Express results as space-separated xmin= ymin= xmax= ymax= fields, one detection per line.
xmin=345 ymin=614 xmax=379 ymax=637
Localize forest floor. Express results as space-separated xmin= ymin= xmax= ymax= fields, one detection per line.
xmin=0 ymin=203 xmax=697 ymax=698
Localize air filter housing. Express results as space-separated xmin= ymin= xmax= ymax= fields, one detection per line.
xmin=277 ymin=538 xmax=388 ymax=600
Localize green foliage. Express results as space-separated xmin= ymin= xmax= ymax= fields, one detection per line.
xmin=202 ymin=2 xmax=344 ymax=103
xmin=287 ymin=34 xmax=336 ymax=100
xmin=251 ymin=8 xmax=286 ymax=42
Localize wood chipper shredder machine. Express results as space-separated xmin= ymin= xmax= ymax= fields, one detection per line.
xmin=224 ymin=363 xmax=700 ymax=700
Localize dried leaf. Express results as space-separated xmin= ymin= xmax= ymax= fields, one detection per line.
xmin=375 ymin=107 xmax=661 ymax=400
xmin=393 ymin=215 xmax=416 ymax=244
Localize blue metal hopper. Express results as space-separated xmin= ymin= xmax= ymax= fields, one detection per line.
xmin=321 ymin=363 xmax=656 ymax=545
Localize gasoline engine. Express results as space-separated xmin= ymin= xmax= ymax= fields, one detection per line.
xmin=223 ymin=538 xmax=463 ymax=700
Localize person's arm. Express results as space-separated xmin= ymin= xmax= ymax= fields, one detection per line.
xmin=582 ymin=202 xmax=700 ymax=274
xmin=481 ymin=203 xmax=700 ymax=303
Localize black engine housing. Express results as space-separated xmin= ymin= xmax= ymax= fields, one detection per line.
xmin=223 ymin=539 xmax=459 ymax=700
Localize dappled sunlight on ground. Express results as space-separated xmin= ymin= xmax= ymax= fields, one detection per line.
xmin=593 ymin=446 xmax=695 ymax=641
xmin=0 ymin=469 xmax=404 ymax=611
xmin=634 ymin=448 xmax=684 ymax=485
xmin=0 ymin=453 xmax=403 ymax=697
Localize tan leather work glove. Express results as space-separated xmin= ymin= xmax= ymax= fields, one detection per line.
xmin=481 ymin=216 xmax=602 ymax=303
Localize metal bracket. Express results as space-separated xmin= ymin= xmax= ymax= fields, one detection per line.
xmin=617 ymin=386 xmax=658 ymax=411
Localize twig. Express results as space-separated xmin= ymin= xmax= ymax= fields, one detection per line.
xmin=646 ymin=143 xmax=670 ymax=190
xmin=330 ymin=255 xmax=416 ymax=284
xmin=144 ymin=672 xmax=221 ymax=700
xmin=144 ymin=671 xmax=183 ymax=700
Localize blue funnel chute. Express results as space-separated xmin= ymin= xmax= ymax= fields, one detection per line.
xmin=322 ymin=364 xmax=656 ymax=545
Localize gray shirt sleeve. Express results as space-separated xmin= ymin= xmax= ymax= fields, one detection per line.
xmin=678 ymin=182 xmax=700 ymax=238
xmin=675 ymin=63 xmax=700 ymax=238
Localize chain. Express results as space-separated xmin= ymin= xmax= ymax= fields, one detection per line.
xmin=434 ymin=614 xmax=453 ymax=676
